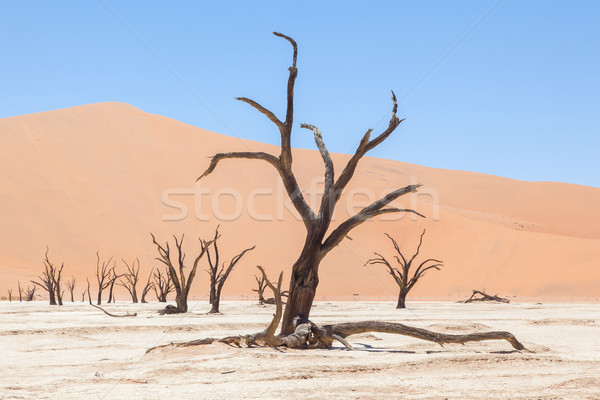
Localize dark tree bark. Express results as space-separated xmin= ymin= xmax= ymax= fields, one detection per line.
xmin=140 ymin=270 xmax=154 ymax=303
xmin=205 ymin=227 xmax=255 ymax=314
xmin=365 ymin=230 xmax=442 ymax=309
xmin=95 ymin=252 xmax=114 ymax=305
xmin=252 ymin=266 xmax=267 ymax=305
xmin=31 ymin=247 xmax=64 ymax=305
xmin=463 ymin=290 xmax=510 ymax=303
xmin=151 ymin=231 xmax=216 ymax=313
xmin=65 ymin=276 xmax=76 ymax=302
xmin=152 ymin=267 xmax=173 ymax=302
xmin=118 ymin=258 xmax=141 ymax=303
xmin=197 ymin=32 xmax=422 ymax=334
xmin=107 ymin=268 xmax=123 ymax=304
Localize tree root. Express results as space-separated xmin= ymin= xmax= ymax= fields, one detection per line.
xmin=145 ymin=269 xmax=528 ymax=354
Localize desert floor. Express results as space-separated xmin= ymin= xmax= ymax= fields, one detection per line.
xmin=1 ymin=300 xmax=599 ymax=399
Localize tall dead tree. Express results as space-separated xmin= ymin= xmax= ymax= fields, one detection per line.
xmin=32 ymin=247 xmax=64 ymax=305
xmin=205 ymin=228 xmax=255 ymax=314
xmin=197 ymin=33 xmax=422 ymax=334
xmin=95 ymin=252 xmax=114 ymax=305
xmin=152 ymin=267 xmax=173 ymax=302
xmin=118 ymin=259 xmax=140 ymax=303
xmin=140 ymin=270 xmax=154 ymax=303
xmin=365 ymin=230 xmax=442 ymax=309
xmin=65 ymin=276 xmax=76 ymax=302
xmin=151 ymin=232 xmax=217 ymax=313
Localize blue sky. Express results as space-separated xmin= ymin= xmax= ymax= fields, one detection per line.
xmin=2 ymin=1 xmax=599 ymax=187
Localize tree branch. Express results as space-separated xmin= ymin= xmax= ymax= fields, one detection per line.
xmin=196 ymin=152 xmax=281 ymax=181
xmin=321 ymin=184 xmax=423 ymax=255
xmin=236 ymin=97 xmax=285 ymax=131
xmin=300 ymin=123 xmax=334 ymax=205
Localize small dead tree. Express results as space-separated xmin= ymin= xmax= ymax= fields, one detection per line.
xmin=366 ymin=230 xmax=442 ymax=309
xmin=252 ymin=266 xmax=267 ymax=305
xmin=65 ymin=276 xmax=76 ymax=302
xmin=107 ymin=268 xmax=123 ymax=304
xmin=24 ymin=285 xmax=37 ymax=301
xmin=95 ymin=252 xmax=114 ymax=305
xmin=152 ymin=267 xmax=173 ymax=302
xmin=151 ymin=232 xmax=216 ymax=313
xmin=18 ymin=281 xmax=23 ymax=302
xmin=7 ymin=289 xmax=12 ymax=302
xmin=118 ymin=258 xmax=140 ymax=303
xmin=205 ymin=228 xmax=255 ymax=314
xmin=140 ymin=270 xmax=154 ymax=303
xmin=31 ymin=247 xmax=64 ymax=305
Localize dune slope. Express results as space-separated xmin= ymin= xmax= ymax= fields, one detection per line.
xmin=1 ymin=103 xmax=598 ymax=300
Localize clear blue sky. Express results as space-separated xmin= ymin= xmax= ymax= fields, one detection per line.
xmin=2 ymin=1 xmax=599 ymax=187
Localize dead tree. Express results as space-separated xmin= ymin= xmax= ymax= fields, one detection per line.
xmin=151 ymin=231 xmax=217 ymax=313
xmin=140 ymin=269 xmax=154 ymax=303
xmin=365 ymin=230 xmax=442 ymax=309
xmin=152 ymin=267 xmax=173 ymax=302
xmin=205 ymin=228 xmax=255 ymax=313
xmin=18 ymin=281 xmax=23 ymax=302
xmin=7 ymin=289 xmax=12 ymax=302
xmin=148 ymin=267 xmax=527 ymax=353
xmin=107 ymin=268 xmax=123 ymax=303
xmin=463 ymin=290 xmax=510 ymax=304
xmin=24 ymin=285 xmax=37 ymax=301
xmin=252 ymin=266 xmax=267 ymax=305
xmin=31 ymin=247 xmax=64 ymax=305
xmin=118 ymin=258 xmax=141 ymax=303
xmin=95 ymin=252 xmax=114 ymax=305
xmin=197 ymin=33 xmax=423 ymax=334
xmin=65 ymin=276 xmax=76 ymax=302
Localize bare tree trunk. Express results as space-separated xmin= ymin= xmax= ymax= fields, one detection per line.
xmin=281 ymin=246 xmax=320 ymax=335
xmin=397 ymin=288 xmax=407 ymax=309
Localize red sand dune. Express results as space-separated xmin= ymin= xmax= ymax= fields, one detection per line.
xmin=1 ymin=102 xmax=598 ymax=301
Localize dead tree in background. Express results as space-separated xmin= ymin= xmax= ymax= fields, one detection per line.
xmin=118 ymin=258 xmax=140 ymax=303
xmin=140 ymin=269 xmax=154 ymax=303
xmin=95 ymin=252 xmax=114 ymax=305
xmin=253 ymin=266 xmax=267 ymax=305
xmin=205 ymin=228 xmax=255 ymax=314
xmin=151 ymin=232 xmax=216 ymax=313
xmin=65 ymin=276 xmax=76 ymax=302
xmin=18 ymin=281 xmax=23 ymax=302
xmin=365 ymin=230 xmax=442 ymax=309
xmin=107 ymin=268 xmax=123 ymax=303
xmin=463 ymin=290 xmax=510 ymax=304
xmin=152 ymin=267 xmax=173 ymax=302
xmin=32 ymin=247 xmax=64 ymax=305
xmin=197 ymin=33 xmax=422 ymax=334
xmin=7 ymin=289 xmax=12 ymax=302
xmin=24 ymin=285 xmax=37 ymax=301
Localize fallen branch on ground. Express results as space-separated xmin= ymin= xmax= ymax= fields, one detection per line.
xmin=463 ymin=290 xmax=510 ymax=303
